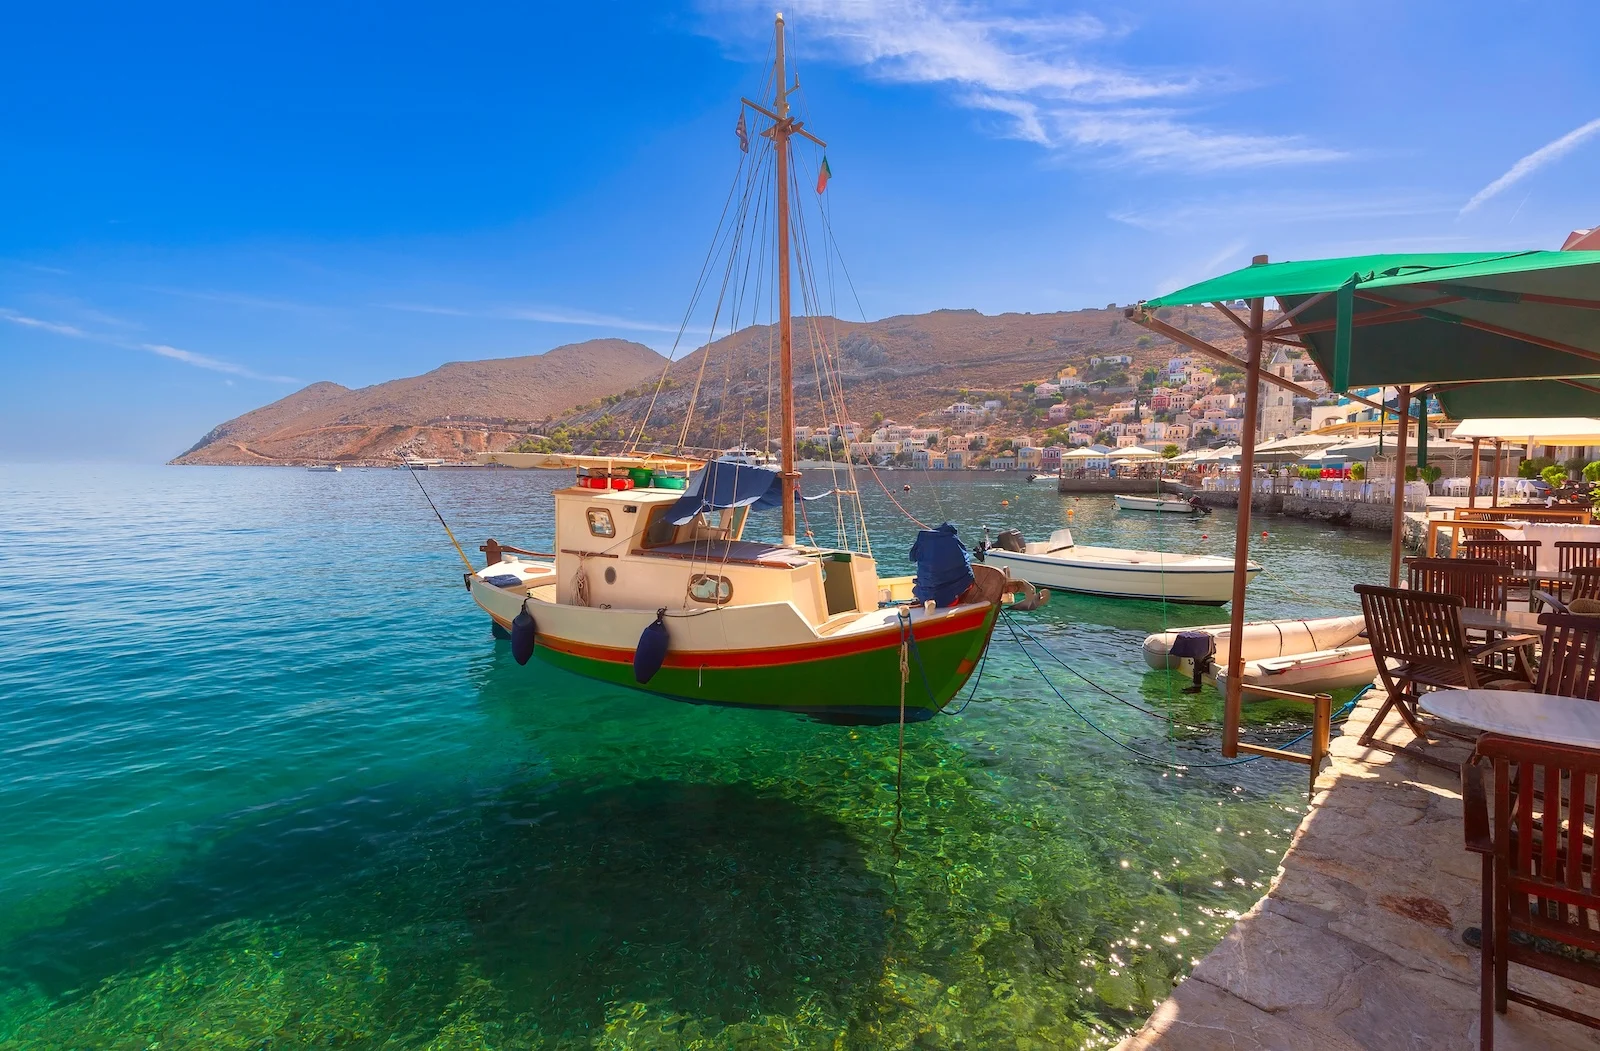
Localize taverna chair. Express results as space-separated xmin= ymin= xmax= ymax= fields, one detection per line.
xmin=1356 ymin=584 xmax=1494 ymax=768
xmin=1530 ymin=613 xmax=1600 ymax=702
xmin=1534 ymin=566 xmax=1600 ymax=615
xmin=1463 ymin=540 xmax=1544 ymax=610
xmin=1463 ymin=734 xmax=1600 ymax=1048
xmin=1407 ymin=557 xmax=1509 ymax=610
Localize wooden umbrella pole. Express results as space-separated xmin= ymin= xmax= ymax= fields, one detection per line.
xmin=1492 ymin=440 xmax=1503 ymax=508
xmin=1222 ymin=256 xmax=1268 ymax=758
xmin=1469 ymin=437 xmax=1481 ymax=509
xmin=1389 ymin=385 xmax=1412 ymax=587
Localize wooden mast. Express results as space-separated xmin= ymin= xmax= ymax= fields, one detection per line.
xmin=773 ymin=12 xmax=797 ymax=545
xmin=739 ymin=13 xmax=825 ymax=545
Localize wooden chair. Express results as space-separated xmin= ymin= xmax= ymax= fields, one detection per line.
xmin=1531 ymin=613 xmax=1600 ymax=701
xmin=1356 ymin=584 xmax=1497 ymax=768
xmin=1534 ymin=566 xmax=1600 ymax=613
xmin=1464 ymin=540 xmax=1545 ymax=611
xmin=1558 ymin=541 xmax=1600 ymax=578
xmin=1543 ymin=543 xmax=1600 ymax=604
xmin=1407 ymin=557 xmax=1509 ymax=610
xmin=1463 ymin=734 xmax=1600 ymax=1047
xmin=1464 ymin=540 xmax=1543 ymax=573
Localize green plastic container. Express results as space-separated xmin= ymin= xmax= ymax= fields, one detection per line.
xmin=627 ymin=467 xmax=655 ymax=487
xmin=656 ymin=475 xmax=687 ymax=490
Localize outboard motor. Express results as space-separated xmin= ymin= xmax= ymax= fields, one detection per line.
xmin=1168 ymin=630 xmax=1216 ymax=694
xmin=993 ymin=528 xmax=1027 ymax=553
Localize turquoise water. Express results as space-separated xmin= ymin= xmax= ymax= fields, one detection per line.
xmin=0 ymin=465 xmax=1393 ymax=1048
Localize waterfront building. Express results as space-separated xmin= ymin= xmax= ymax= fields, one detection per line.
xmin=1257 ymin=349 xmax=1295 ymax=438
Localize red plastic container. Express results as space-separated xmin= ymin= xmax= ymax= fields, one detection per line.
xmin=608 ymin=477 xmax=634 ymax=490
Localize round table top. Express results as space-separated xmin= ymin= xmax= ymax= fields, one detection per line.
xmin=1421 ymin=690 xmax=1600 ymax=749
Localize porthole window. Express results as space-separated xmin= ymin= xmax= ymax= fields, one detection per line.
xmin=688 ymin=573 xmax=733 ymax=605
xmin=587 ymin=509 xmax=616 ymax=538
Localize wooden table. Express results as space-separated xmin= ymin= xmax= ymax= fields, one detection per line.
xmin=1458 ymin=608 xmax=1543 ymax=635
xmin=1421 ymin=690 xmax=1600 ymax=748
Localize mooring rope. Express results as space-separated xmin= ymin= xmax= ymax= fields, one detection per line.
xmin=998 ymin=612 xmax=1367 ymax=769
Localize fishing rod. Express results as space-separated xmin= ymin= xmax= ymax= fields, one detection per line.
xmin=405 ymin=464 xmax=475 ymax=571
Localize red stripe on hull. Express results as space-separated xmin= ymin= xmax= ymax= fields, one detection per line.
xmin=501 ymin=604 xmax=992 ymax=669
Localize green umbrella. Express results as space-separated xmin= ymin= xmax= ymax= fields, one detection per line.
xmin=1145 ymin=251 xmax=1600 ymax=417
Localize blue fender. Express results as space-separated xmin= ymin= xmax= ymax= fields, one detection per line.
xmin=634 ymin=609 xmax=670 ymax=684
xmin=510 ymin=608 xmax=537 ymax=666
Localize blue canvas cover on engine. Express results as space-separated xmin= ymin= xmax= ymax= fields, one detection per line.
xmin=663 ymin=461 xmax=828 ymax=525
xmin=909 ymin=522 xmax=973 ymax=607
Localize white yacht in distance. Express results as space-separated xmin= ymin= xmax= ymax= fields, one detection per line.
xmin=717 ymin=446 xmax=776 ymax=467
xmin=976 ymin=527 xmax=1259 ymax=605
xmin=306 ymin=464 xmax=342 ymax=472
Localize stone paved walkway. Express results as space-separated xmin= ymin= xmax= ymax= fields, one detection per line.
xmin=1118 ymin=690 xmax=1596 ymax=1050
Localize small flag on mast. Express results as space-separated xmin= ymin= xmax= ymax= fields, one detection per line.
xmin=735 ymin=110 xmax=749 ymax=153
xmin=815 ymin=155 xmax=832 ymax=193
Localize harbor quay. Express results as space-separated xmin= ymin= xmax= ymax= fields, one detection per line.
xmin=1120 ymin=688 xmax=1596 ymax=1050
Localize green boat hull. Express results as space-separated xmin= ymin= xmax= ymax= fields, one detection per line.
xmin=528 ymin=605 xmax=998 ymax=723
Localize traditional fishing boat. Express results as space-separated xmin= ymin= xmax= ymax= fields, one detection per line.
xmin=462 ymin=16 xmax=1013 ymax=723
xmin=976 ymin=527 xmax=1259 ymax=604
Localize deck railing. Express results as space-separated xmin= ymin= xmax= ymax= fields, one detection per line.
xmin=1232 ymin=685 xmax=1334 ymax=798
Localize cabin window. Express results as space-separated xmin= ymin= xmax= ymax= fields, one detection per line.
xmin=642 ymin=506 xmax=680 ymax=548
xmin=586 ymin=508 xmax=615 ymax=538
xmin=687 ymin=573 xmax=733 ymax=605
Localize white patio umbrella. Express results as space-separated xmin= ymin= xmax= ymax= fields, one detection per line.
xmin=1116 ymin=445 xmax=1161 ymax=459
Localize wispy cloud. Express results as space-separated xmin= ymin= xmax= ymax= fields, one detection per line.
xmin=2 ymin=310 xmax=88 ymax=338
xmin=140 ymin=344 xmax=300 ymax=383
xmin=707 ymin=1 xmax=1344 ymax=172
xmin=1460 ymin=116 xmax=1600 ymax=215
xmin=384 ymin=302 xmax=681 ymax=333
xmin=145 ymin=286 xmax=329 ymax=315
xmin=1152 ymin=239 xmax=1248 ymax=300
xmin=1110 ymin=193 xmax=1453 ymax=234
xmin=3 ymin=307 xmax=297 ymax=383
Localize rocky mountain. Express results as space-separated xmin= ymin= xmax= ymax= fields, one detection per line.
xmin=173 ymin=339 xmax=667 ymax=465
xmin=540 ymin=304 xmax=1242 ymax=451
xmin=176 ymin=305 xmax=1244 ymax=465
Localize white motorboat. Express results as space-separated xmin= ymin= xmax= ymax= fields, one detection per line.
xmin=1114 ymin=493 xmax=1204 ymax=514
xmin=977 ymin=527 xmax=1259 ymax=605
xmin=306 ymin=464 xmax=342 ymax=472
xmin=717 ymin=446 xmax=776 ymax=468
xmin=1142 ymin=615 xmax=1377 ymax=697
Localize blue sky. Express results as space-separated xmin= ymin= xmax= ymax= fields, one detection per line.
xmin=3 ymin=0 xmax=1598 ymax=462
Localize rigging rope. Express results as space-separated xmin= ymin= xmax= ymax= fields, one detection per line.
xmin=406 ymin=465 xmax=474 ymax=571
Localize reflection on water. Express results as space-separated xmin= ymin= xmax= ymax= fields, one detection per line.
xmin=0 ymin=465 xmax=1396 ymax=1047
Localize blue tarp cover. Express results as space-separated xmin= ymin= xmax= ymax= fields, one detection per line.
xmin=663 ymin=462 xmax=827 ymax=525
xmin=909 ymin=522 xmax=973 ymax=607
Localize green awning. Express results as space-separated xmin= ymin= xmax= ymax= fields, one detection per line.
xmin=1143 ymin=251 xmax=1600 ymax=417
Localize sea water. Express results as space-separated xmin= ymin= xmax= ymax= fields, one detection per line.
xmin=0 ymin=465 xmax=1393 ymax=1048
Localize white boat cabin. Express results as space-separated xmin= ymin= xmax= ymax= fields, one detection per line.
xmin=550 ymin=484 xmax=884 ymax=627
